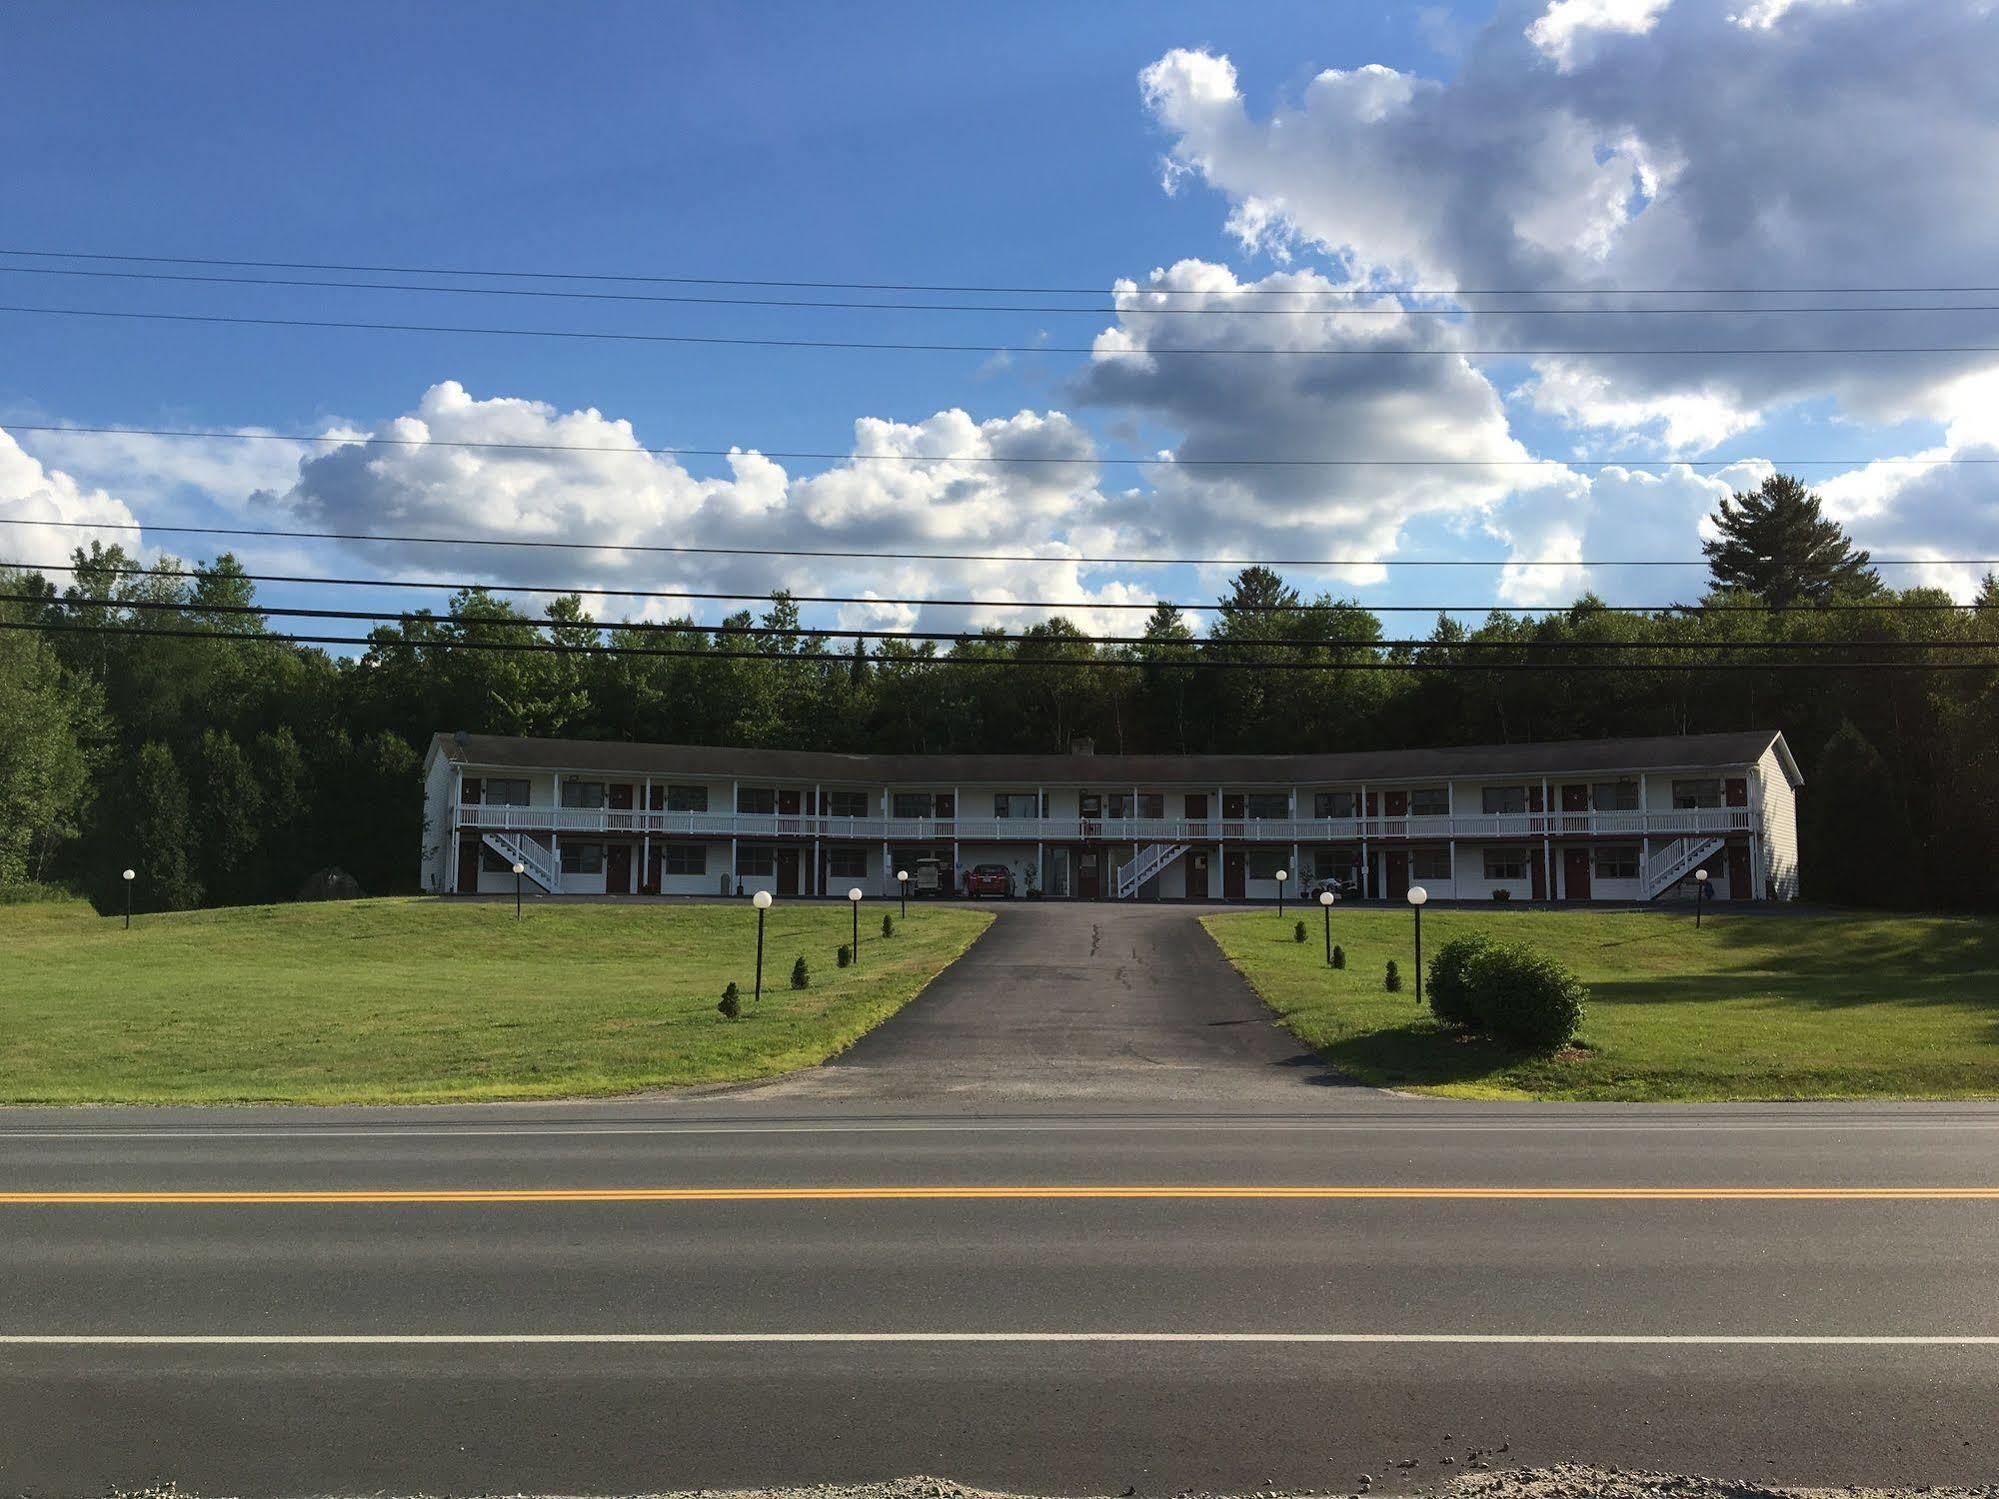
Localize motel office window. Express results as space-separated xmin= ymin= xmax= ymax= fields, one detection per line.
xmin=1592 ymin=781 xmax=1640 ymax=811
xmin=737 ymin=847 xmax=775 ymax=877
xmin=1595 ymin=846 xmax=1641 ymax=880
xmin=993 ymin=793 xmax=1038 ymax=819
xmin=1314 ymin=791 xmax=1359 ymax=819
xmin=737 ymin=787 xmax=776 ymax=815
xmin=1482 ymin=786 xmax=1529 ymax=815
xmin=1245 ymin=793 xmax=1290 ymax=820
xmin=665 ymin=784 xmax=708 ymax=813
xmin=1672 ymin=779 xmax=1722 ymax=809
xmin=1409 ymin=787 xmax=1449 ymax=817
xmin=827 ymin=846 xmax=867 ymax=878
xmin=826 ymin=790 xmax=869 ymax=818
xmin=561 ymin=781 xmax=606 ymax=810
xmin=664 ymin=845 xmax=706 ymax=877
xmin=1410 ymin=847 xmax=1452 ymax=881
xmin=1483 ymin=847 xmax=1529 ymax=881
xmin=561 ymin=842 xmax=605 ymax=875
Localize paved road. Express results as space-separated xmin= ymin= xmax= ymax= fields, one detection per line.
xmin=3 ymin=905 xmax=1997 ymax=1496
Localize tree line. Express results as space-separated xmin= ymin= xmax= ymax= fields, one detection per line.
xmin=1 ymin=474 xmax=1994 ymax=912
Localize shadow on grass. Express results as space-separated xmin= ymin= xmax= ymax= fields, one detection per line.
xmin=1264 ymin=1002 xmax=1547 ymax=1089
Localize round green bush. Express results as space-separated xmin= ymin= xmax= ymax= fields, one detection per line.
xmin=1426 ymin=934 xmax=1494 ymax=1030
xmin=1464 ymin=941 xmax=1588 ymax=1051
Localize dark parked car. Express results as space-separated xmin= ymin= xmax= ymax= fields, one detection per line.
xmin=964 ymin=863 xmax=1015 ymax=898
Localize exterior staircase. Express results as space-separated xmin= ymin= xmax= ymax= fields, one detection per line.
xmin=481 ymin=830 xmax=558 ymax=892
xmin=1644 ymin=835 xmax=1725 ymax=900
xmin=1115 ymin=842 xmax=1189 ymax=900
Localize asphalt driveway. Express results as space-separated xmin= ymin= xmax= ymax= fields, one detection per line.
xmin=737 ymin=902 xmax=1363 ymax=1108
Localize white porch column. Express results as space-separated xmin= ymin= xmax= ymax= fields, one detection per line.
xmin=550 ymin=772 xmax=561 ymax=891
xmin=641 ymin=775 xmax=651 ymax=895
xmin=1359 ymin=781 xmax=1370 ymax=898
xmin=1215 ymin=783 xmax=1226 ymax=901
xmin=1542 ymin=775 xmax=1553 ymax=900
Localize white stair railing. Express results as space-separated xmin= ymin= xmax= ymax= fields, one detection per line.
xmin=1644 ymin=835 xmax=1724 ymax=900
xmin=1115 ymin=842 xmax=1189 ymax=900
xmin=482 ymin=830 xmax=558 ymax=892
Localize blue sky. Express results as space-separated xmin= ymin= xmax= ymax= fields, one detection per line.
xmin=3 ymin=0 xmax=1996 ymax=637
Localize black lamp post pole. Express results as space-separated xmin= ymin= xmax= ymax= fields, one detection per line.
xmin=1323 ymin=903 xmax=1332 ymax=966
xmin=852 ymin=900 xmax=860 ymax=965
xmin=515 ymin=869 xmax=522 ymax=922
xmin=1277 ymin=877 xmax=1285 ymax=917
xmin=1413 ymin=903 xmax=1424 ymax=1007
xmin=754 ymin=905 xmax=766 ymax=1004
xmin=1696 ymin=878 xmax=1705 ymax=929
xmin=124 ymin=879 xmax=132 ymax=931
xmin=900 ymin=881 xmax=907 ymax=920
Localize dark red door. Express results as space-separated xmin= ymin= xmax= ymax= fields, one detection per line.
xmin=1185 ymin=793 xmax=1209 ymax=821
xmin=1223 ymin=851 xmax=1246 ymax=899
xmin=778 ymin=789 xmax=801 ymax=815
xmin=1725 ymin=778 xmax=1749 ymax=808
xmin=1561 ymin=784 xmax=1589 ymax=813
xmin=1385 ymin=850 xmax=1409 ymax=901
xmin=1563 ymin=847 xmax=1591 ymax=901
xmin=644 ymin=846 xmax=663 ymax=894
xmin=934 ymin=792 xmax=955 ymax=819
xmin=606 ymin=844 xmax=632 ymax=894
xmin=648 ymin=784 xmax=665 ymax=812
xmin=1077 ymin=850 xmax=1100 ymax=899
xmin=776 ymin=848 xmax=799 ymax=896
xmin=1530 ymin=848 xmax=1548 ymax=900
xmin=1727 ymin=843 xmax=1752 ymax=899
xmin=456 ymin=839 xmax=480 ymax=892
xmin=1185 ymin=850 xmax=1209 ymax=899
xmin=1384 ymin=790 xmax=1409 ymax=818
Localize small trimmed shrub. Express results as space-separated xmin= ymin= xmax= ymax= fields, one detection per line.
xmin=790 ymin=955 xmax=810 ymax=990
xmin=1490 ymin=888 xmax=1513 ymax=902
xmin=1384 ymin=959 xmax=1402 ymax=993
xmin=1331 ymin=943 xmax=1345 ymax=969
xmin=1464 ymin=941 xmax=1588 ymax=1051
xmin=717 ymin=982 xmax=741 ymax=1020
xmin=836 ymin=944 xmax=852 ymax=968
xmin=1427 ymin=935 xmax=1494 ymax=1030
xmin=881 ymin=912 xmax=895 ymax=939
xmin=1293 ymin=920 xmax=1307 ymax=943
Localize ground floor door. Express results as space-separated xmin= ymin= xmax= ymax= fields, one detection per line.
xmin=776 ymin=847 xmax=800 ymax=896
xmin=644 ymin=846 xmax=662 ymax=894
xmin=1727 ymin=842 xmax=1752 ymax=899
xmin=606 ymin=843 xmax=632 ymax=894
xmin=456 ymin=839 xmax=480 ymax=892
xmin=1077 ymin=849 xmax=1101 ymax=900
xmin=1530 ymin=848 xmax=1548 ymax=901
xmin=1223 ymin=850 xmax=1246 ymax=900
xmin=1563 ymin=846 xmax=1591 ymax=901
xmin=1385 ymin=850 xmax=1409 ymax=902
xmin=1185 ymin=849 xmax=1210 ymax=899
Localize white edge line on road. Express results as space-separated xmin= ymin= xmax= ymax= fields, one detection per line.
xmin=3 ymin=1332 xmax=1996 ymax=1346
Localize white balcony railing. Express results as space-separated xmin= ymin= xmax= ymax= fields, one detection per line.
xmin=455 ymin=805 xmax=1753 ymax=843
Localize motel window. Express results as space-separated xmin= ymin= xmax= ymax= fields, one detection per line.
xmin=560 ymin=781 xmax=606 ymax=810
xmin=1409 ymin=787 xmax=1449 ymax=817
xmin=1079 ymin=793 xmax=1102 ymax=818
xmin=993 ymin=793 xmax=1038 ymax=819
xmin=664 ymin=844 xmax=706 ymax=877
xmin=479 ymin=847 xmax=514 ymax=874
xmin=561 ymin=842 xmax=605 ymax=875
xmin=1314 ymin=791 xmax=1359 ymax=819
xmin=1592 ymin=781 xmax=1641 ymax=812
xmin=737 ymin=846 xmax=775 ymax=877
xmin=1672 ymin=779 xmax=1722 ymax=809
xmin=827 ymin=846 xmax=867 ymax=878
xmin=1483 ymin=847 xmax=1528 ymax=881
xmin=1595 ymin=845 xmax=1641 ymax=880
xmin=1137 ymin=793 xmax=1164 ymax=819
xmin=737 ymin=787 xmax=776 ymax=815
xmin=475 ymin=778 xmax=530 ymax=806
xmin=1410 ymin=847 xmax=1452 ymax=881
xmin=826 ymin=790 xmax=869 ymax=818
xmin=1481 ymin=786 xmax=1529 ymax=815
xmin=1105 ymin=794 xmax=1130 ymax=819
xmin=892 ymin=792 xmax=933 ymax=819
xmin=1245 ymin=793 xmax=1290 ymax=820
xmin=1313 ymin=848 xmax=1356 ymax=881
xmin=1246 ymin=850 xmax=1287 ymax=879
xmin=665 ymin=784 xmax=709 ymax=813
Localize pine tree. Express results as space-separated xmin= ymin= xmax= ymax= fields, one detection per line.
xmin=1702 ymin=474 xmax=1881 ymax=605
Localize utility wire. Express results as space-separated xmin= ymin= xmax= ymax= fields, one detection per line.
xmin=8 ymin=247 xmax=1998 ymax=298
xmin=7 ymin=557 xmax=1985 ymax=613
xmin=6 ymin=421 xmax=1988 ymax=470
xmin=5 ymin=617 xmax=1992 ymax=673
xmin=16 ymin=593 xmax=1992 ymax=651
xmin=8 ymin=303 xmax=1999 ymax=358
xmin=9 ymin=264 xmax=1998 ymax=318
xmin=3 ymin=514 xmax=1987 ymax=568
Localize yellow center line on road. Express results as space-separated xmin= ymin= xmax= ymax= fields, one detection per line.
xmin=1 ymin=1185 xmax=1997 ymax=1205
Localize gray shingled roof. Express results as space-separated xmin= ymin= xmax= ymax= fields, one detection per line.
xmin=432 ymin=728 xmax=1796 ymax=786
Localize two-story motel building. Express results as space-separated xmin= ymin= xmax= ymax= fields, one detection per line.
xmin=423 ymin=728 xmax=1801 ymax=904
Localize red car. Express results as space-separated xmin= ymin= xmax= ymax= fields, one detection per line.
xmin=963 ymin=863 xmax=1015 ymax=898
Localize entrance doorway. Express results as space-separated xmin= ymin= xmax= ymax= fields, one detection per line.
xmin=456 ymin=839 xmax=480 ymax=893
xmin=776 ymin=847 xmax=800 ymax=896
xmin=1077 ymin=849 xmax=1101 ymax=900
xmin=1385 ymin=850 xmax=1409 ymax=902
xmin=606 ymin=844 xmax=632 ymax=894
xmin=1563 ymin=846 xmax=1591 ymax=901
xmin=1223 ymin=850 xmax=1246 ymax=900
xmin=1185 ymin=849 xmax=1210 ymax=900
xmin=1727 ymin=842 xmax=1752 ymax=899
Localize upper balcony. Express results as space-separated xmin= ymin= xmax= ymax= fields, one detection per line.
xmin=455 ymin=805 xmax=1754 ymax=843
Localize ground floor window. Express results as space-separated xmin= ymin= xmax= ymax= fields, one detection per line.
xmin=1246 ymin=850 xmax=1286 ymax=879
xmin=664 ymin=844 xmax=705 ymax=876
xmin=827 ymin=846 xmax=867 ymax=878
xmin=737 ymin=846 xmax=775 ymax=877
xmin=561 ymin=842 xmax=605 ymax=875
xmin=1594 ymin=845 xmax=1640 ymax=880
xmin=479 ymin=846 xmax=513 ymax=874
xmin=1410 ymin=847 xmax=1451 ymax=881
xmin=1483 ymin=846 xmax=1528 ymax=881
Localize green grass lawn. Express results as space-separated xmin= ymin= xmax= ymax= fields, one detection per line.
xmin=0 ymin=897 xmax=990 ymax=1105
xmin=1204 ymin=907 xmax=1999 ymax=1101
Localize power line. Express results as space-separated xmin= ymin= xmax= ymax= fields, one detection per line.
xmin=9 ymin=303 xmax=1999 ymax=358
xmin=7 ymin=421 xmax=1989 ymax=471
xmin=3 ymin=514 xmax=1988 ymax=568
xmin=7 ymin=557 xmax=1985 ymax=613
xmin=10 ymin=263 xmax=1999 ymax=319
xmin=8 ymin=247 xmax=1998 ymax=299
xmin=18 ymin=593 xmax=1993 ymax=652
xmin=5 ymin=617 xmax=1991 ymax=672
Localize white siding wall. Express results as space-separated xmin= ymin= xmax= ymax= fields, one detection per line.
xmin=421 ymin=749 xmax=455 ymax=892
xmin=1754 ymin=743 xmax=1802 ymax=900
